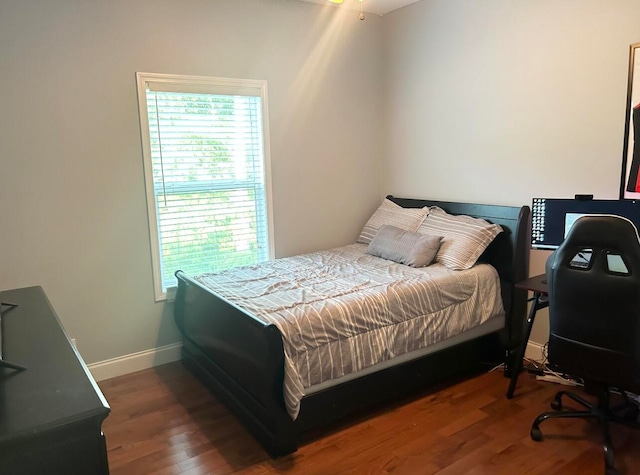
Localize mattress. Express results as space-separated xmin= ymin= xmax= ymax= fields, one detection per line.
xmin=194 ymin=243 xmax=505 ymax=419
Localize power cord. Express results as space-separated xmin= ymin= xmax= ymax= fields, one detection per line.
xmin=523 ymin=347 xmax=583 ymax=386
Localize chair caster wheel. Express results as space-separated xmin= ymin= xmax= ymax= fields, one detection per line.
xmin=551 ymin=398 xmax=562 ymax=411
xmin=530 ymin=426 xmax=543 ymax=442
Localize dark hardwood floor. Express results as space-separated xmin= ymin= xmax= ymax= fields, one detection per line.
xmin=99 ymin=362 xmax=640 ymax=474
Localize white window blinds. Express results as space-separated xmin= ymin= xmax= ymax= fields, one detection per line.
xmin=137 ymin=73 xmax=274 ymax=300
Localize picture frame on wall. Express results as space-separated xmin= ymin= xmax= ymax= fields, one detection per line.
xmin=620 ymin=43 xmax=640 ymax=199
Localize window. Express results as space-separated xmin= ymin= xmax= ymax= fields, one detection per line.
xmin=136 ymin=73 xmax=274 ymax=301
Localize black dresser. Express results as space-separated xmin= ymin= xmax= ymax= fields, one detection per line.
xmin=0 ymin=286 xmax=110 ymax=474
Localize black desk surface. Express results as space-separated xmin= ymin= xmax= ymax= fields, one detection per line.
xmin=515 ymin=273 xmax=549 ymax=295
xmin=0 ymin=286 xmax=110 ymax=444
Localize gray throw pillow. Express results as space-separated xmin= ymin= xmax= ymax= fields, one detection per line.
xmin=367 ymin=225 xmax=442 ymax=267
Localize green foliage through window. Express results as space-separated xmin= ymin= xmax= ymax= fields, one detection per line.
xmin=144 ymin=85 xmax=269 ymax=293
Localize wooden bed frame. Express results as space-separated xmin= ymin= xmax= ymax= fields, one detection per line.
xmin=173 ymin=196 xmax=530 ymax=457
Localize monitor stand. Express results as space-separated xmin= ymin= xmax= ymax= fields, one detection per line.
xmin=0 ymin=302 xmax=27 ymax=372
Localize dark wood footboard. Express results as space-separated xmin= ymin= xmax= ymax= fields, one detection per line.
xmin=174 ymin=273 xmax=296 ymax=455
xmin=174 ymin=197 xmax=530 ymax=456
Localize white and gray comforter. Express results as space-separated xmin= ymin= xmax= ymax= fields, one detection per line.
xmin=194 ymin=243 xmax=504 ymax=419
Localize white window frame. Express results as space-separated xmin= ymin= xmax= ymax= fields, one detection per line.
xmin=136 ymin=72 xmax=275 ymax=301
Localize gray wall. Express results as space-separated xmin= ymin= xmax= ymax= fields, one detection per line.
xmin=2 ymin=0 xmax=635 ymax=365
xmin=0 ymin=0 xmax=384 ymax=364
xmin=383 ymin=0 xmax=640 ymax=344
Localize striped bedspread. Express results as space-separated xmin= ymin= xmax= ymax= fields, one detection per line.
xmin=194 ymin=244 xmax=504 ymax=419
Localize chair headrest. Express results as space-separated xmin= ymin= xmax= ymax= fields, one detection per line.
xmin=561 ymin=215 xmax=640 ymax=253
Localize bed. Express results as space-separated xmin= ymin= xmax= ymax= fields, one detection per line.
xmin=173 ymin=196 xmax=530 ymax=456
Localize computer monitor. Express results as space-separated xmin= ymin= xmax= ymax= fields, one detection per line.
xmin=531 ymin=198 xmax=640 ymax=250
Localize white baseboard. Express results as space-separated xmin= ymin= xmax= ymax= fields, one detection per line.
xmin=524 ymin=340 xmax=546 ymax=363
xmin=87 ymin=342 xmax=183 ymax=382
xmin=87 ymin=340 xmax=547 ymax=383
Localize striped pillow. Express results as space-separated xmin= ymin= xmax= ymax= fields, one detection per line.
xmin=418 ymin=207 xmax=502 ymax=270
xmin=357 ymin=199 xmax=428 ymax=245
xmin=367 ymin=225 xmax=442 ymax=267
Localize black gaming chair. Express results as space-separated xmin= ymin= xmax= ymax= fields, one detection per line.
xmin=530 ymin=215 xmax=640 ymax=475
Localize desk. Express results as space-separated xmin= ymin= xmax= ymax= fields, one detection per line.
xmin=506 ymin=274 xmax=548 ymax=399
xmin=0 ymin=286 xmax=110 ymax=474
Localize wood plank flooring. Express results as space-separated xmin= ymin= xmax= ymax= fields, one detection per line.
xmin=99 ymin=362 xmax=640 ymax=474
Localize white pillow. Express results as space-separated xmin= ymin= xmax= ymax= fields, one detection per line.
xmin=357 ymin=199 xmax=428 ymax=245
xmin=418 ymin=207 xmax=502 ymax=270
xmin=367 ymin=225 xmax=442 ymax=267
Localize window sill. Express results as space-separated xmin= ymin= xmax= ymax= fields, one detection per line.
xmin=156 ymin=286 xmax=177 ymax=303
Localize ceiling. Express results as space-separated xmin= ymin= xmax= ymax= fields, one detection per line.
xmin=297 ymin=0 xmax=421 ymax=16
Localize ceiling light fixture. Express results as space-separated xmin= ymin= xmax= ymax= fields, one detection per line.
xmin=326 ymin=0 xmax=365 ymax=20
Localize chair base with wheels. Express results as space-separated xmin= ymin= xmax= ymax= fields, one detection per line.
xmin=530 ymin=385 xmax=640 ymax=475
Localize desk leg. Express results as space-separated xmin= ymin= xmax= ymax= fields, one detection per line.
xmin=506 ymin=293 xmax=540 ymax=399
